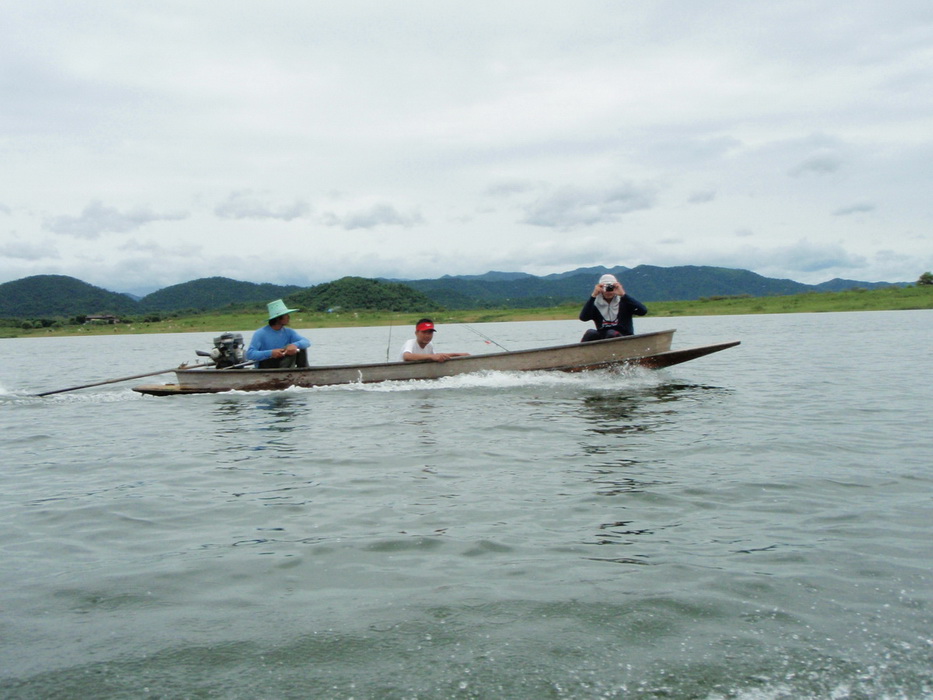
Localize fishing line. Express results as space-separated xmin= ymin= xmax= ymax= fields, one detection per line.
xmin=462 ymin=324 xmax=510 ymax=352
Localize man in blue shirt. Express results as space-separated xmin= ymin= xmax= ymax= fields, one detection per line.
xmin=246 ymin=299 xmax=311 ymax=368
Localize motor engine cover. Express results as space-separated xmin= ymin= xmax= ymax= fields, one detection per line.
xmin=209 ymin=332 xmax=246 ymax=368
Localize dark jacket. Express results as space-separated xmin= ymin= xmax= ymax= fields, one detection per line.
xmin=579 ymin=294 xmax=648 ymax=336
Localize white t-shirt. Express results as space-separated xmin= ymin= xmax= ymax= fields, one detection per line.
xmin=399 ymin=337 xmax=435 ymax=362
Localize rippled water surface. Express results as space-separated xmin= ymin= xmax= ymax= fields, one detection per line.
xmin=1 ymin=312 xmax=931 ymax=698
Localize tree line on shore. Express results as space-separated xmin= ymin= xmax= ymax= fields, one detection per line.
xmin=2 ymin=267 xmax=928 ymax=332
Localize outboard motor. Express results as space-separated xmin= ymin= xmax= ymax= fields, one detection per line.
xmin=196 ymin=332 xmax=246 ymax=368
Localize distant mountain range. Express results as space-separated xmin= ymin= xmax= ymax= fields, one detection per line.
xmin=0 ymin=275 xmax=301 ymax=319
xmin=387 ymin=265 xmax=904 ymax=310
xmin=0 ymin=267 xmax=907 ymax=318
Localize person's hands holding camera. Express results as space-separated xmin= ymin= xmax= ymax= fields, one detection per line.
xmin=593 ymin=282 xmax=625 ymax=298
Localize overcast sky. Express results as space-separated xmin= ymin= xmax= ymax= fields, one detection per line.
xmin=2 ymin=1 xmax=931 ymax=295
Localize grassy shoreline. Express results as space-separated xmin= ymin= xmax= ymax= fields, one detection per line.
xmin=2 ymin=285 xmax=930 ymax=339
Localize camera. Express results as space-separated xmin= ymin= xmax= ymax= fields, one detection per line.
xmin=603 ymin=284 xmax=615 ymax=291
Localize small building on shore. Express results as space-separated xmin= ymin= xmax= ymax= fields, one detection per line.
xmin=84 ymin=314 xmax=121 ymax=324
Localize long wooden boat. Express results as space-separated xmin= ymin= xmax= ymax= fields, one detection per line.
xmin=132 ymin=329 xmax=739 ymax=396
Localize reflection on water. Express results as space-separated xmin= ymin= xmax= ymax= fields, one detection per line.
xmin=210 ymin=394 xmax=309 ymax=458
xmin=588 ymin=514 xmax=658 ymax=566
xmin=581 ymin=382 xmax=731 ymax=432
xmin=584 ymin=462 xmax=659 ymax=496
xmin=576 ymin=382 xmax=735 ymax=562
xmin=577 ymin=382 xmax=732 ymax=455
xmin=215 ymin=394 xmax=306 ymax=430
xmin=404 ymin=400 xmax=441 ymax=447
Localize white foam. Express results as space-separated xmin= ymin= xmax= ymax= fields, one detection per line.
xmin=51 ymin=390 xmax=141 ymax=403
xmin=232 ymin=367 xmax=665 ymax=395
xmin=1 ymin=386 xmax=142 ymax=403
xmin=0 ymin=386 xmax=46 ymax=401
xmin=5 ymin=367 xmax=666 ymax=402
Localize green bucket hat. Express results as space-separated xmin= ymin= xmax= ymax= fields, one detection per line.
xmin=267 ymin=299 xmax=299 ymax=320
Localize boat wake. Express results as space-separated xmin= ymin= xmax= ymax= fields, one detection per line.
xmin=227 ymin=366 xmax=666 ymax=395
xmin=1 ymin=386 xmax=141 ymax=404
xmin=4 ymin=368 xmax=668 ymax=403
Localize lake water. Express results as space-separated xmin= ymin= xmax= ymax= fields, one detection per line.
xmin=1 ymin=311 xmax=931 ymax=699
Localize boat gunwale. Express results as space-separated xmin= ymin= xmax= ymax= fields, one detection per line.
xmin=175 ymin=328 xmax=678 ymax=376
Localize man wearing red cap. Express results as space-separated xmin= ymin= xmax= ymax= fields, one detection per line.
xmin=399 ymin=318 xmax=470 ymax=363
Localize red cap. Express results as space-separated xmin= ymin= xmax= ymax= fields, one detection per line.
xmin=416 ymin=321 xmax=436 ymax=332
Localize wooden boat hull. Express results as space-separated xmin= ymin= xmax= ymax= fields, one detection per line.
xmin=634 ymin=341 xmax=740 ymax=369
xmin=133 ymin=330 xmax=738 ymax=396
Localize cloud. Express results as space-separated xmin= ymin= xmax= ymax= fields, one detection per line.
xmin=322 ymin=203 xmax=424 ymax=230
xmin=522 ymin=184 xmax=655 ymax=229
xmin=731 ymin=240 xmax=867 ymax=274
xmin=788 ymin=152 xmax=844 ymax=177
xmin=872 ymin=249 xmax=917 ymax=269
xmin=1 ymin=2 xmax=930 ymax=289
xmin=0 ymin=238 xmax=60 ymax=261
xmin=43 ymin=201 xmax=189 ymax=239
xmin=214 ymin=190 xmax=311 ymax=221
xmin=483 ymin=179 xmax=540 ymax=198
xmin=780 ymin=245 xmax=865 ymax=273
xmin=688 ymin=190 xmax=716 ymax=204
xmin=117 ymin=238 xmax=199 ymax=257
xmin=833 ymin=202 xmax=876 ymax=216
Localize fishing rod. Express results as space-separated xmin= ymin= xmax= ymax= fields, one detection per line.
xmin=34 ymin=361 xmax=216 ymax=397
xmin=35 ymin=359 xmax=254 ymax=397
xmin=462 ymin=324 xmax=510 ymax=352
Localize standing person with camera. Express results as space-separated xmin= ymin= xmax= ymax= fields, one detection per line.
xmin=578 ymin=274 xmax=648 ymax=342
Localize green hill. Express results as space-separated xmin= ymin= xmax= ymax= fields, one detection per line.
xmin=622 ymin=265 xmax=808 ymax=300
xmin=285 ymin=276 xmax=440 ymax=312
xmin=139 ymin=276 xmax=302 ymax=312
xmin=0 ymin=275 xmax=139 ymax=317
